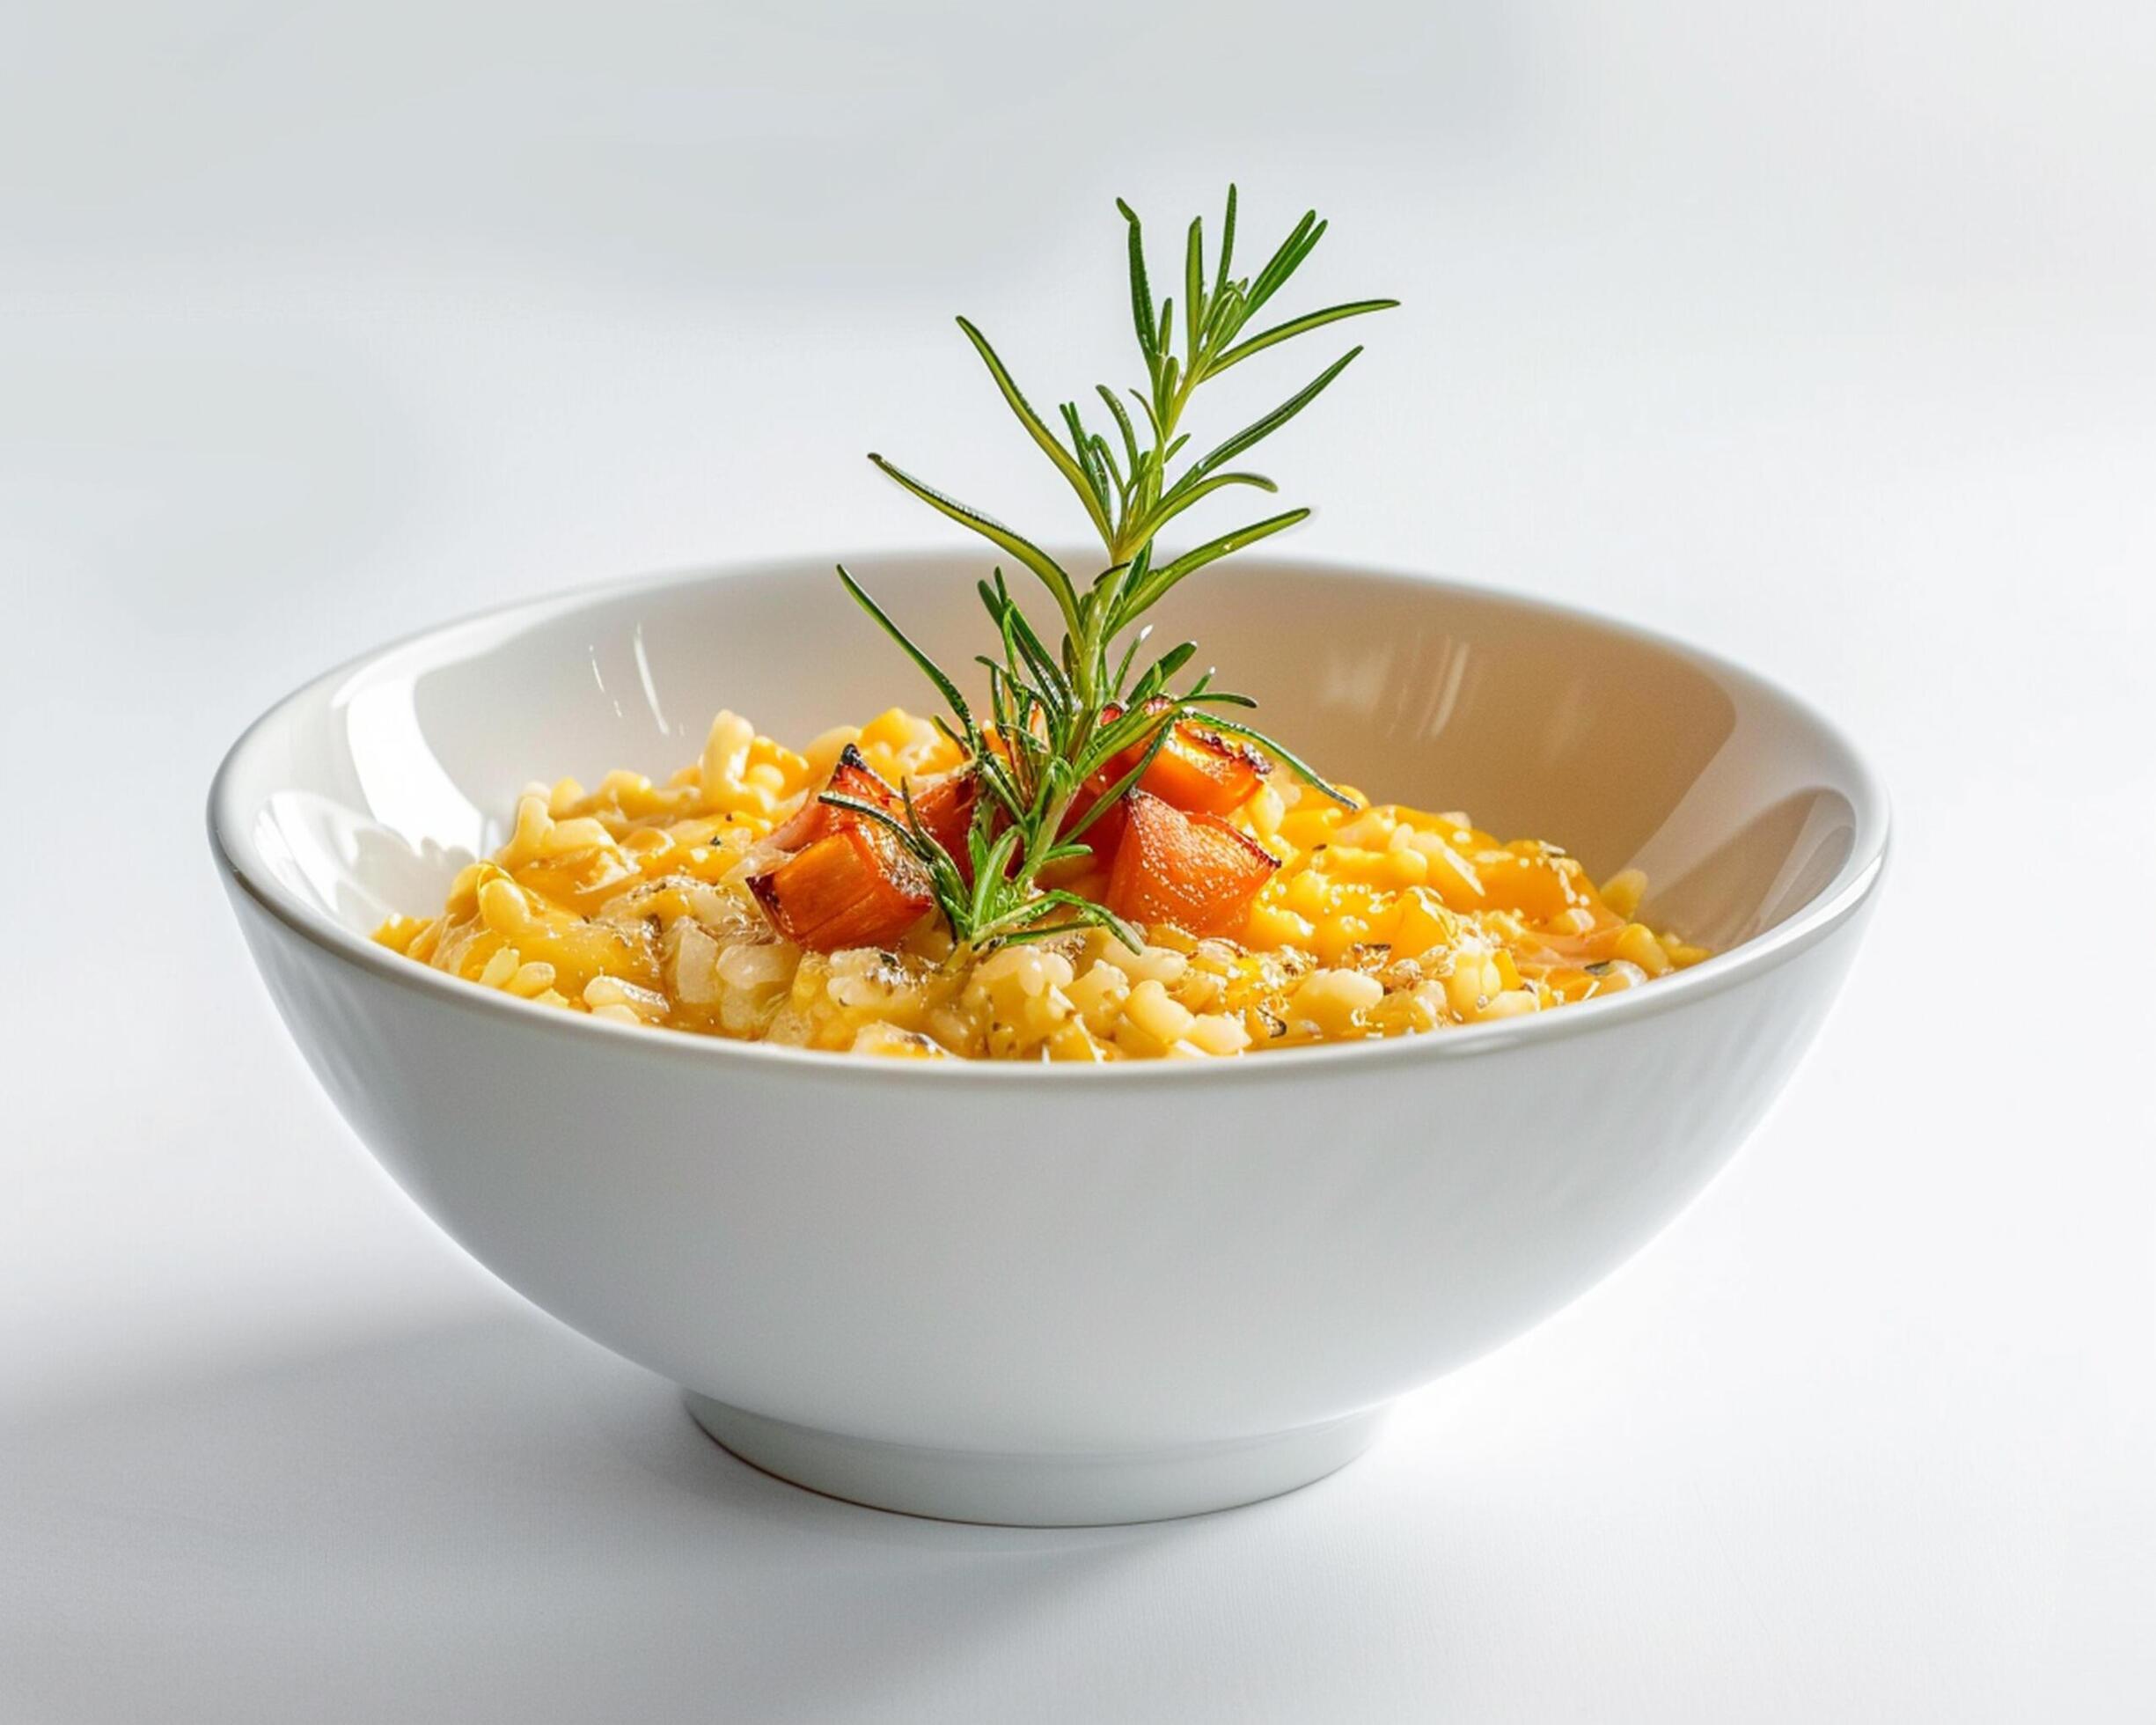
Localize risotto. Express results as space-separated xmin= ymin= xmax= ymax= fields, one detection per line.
xmin=375 ymin=708 xmax=1707 ymax=1061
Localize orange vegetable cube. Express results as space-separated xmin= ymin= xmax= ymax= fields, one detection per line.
xmin=1106 ymin=698 xmax=1270 ymax=818
xmin=749 ymin=824 xmax=933 ymax=951
xmin=907 ymin=767 xmax=979 ymax=868
xmin=1104 ymin=790 xmax=1280 ymax=939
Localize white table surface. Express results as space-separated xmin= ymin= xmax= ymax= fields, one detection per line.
xmin=5 ymin=4 xmax=2152 ymax=1719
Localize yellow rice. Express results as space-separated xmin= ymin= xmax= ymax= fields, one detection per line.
xmin=376 ymin=708 xmax=1708 ymax=1061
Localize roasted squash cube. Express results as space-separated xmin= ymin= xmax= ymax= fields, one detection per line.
xmin=1104 ymin=789 xmax=1280 ymax=939
xmin=749 ymin=823 xmax=933 ymax=951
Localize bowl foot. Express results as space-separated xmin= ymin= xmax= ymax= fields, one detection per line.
xmin=682 ymin=1394 xmax=1389 ymax=1526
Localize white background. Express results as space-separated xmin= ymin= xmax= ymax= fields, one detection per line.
xmin=4 ymin=3 xmax=2152 ymax=1719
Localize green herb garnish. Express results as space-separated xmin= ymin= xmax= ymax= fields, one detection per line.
xmin=834 ymin=187 xmax=1394 ymax=956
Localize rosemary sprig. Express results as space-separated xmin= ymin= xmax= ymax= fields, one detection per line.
xmin=835 ymin=187 xmax=1394 ymax=956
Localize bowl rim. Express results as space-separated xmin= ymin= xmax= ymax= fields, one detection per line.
xmin=208 ymin=549 xmax=1890 ymax=1086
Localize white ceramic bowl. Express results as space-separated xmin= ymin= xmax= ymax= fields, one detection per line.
xmin=210 ymin=554 xmax=1887 ymax=1525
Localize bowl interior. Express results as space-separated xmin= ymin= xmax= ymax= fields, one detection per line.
xmin=216 ymin=554 xmax=1881 ymax=962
